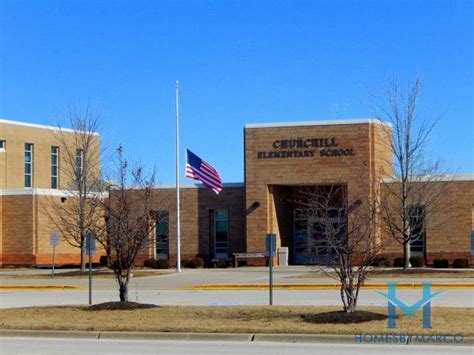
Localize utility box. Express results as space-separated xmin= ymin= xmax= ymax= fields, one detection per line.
xmin=278 ymin=247 xmax=289 ymax=266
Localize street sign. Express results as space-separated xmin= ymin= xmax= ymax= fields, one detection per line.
xmin=50 ymin=232 xmax=59 ymax=279
xmin=85 ymin=233 xmax=96 ymax=305
xmin=266 ymin=233 xmax=276 ymax=306
xmin=265 ymin=233 xmax=276 ymax=257
xmin=86 ymin=234 xmax=96 ymax=255
xmin=50 ymin=232 xmax=59 ymax=246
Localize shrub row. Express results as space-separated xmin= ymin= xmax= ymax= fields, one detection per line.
xmin=215 ymin=258 xmax=233 ymax=268
xmin=433 ymin=258 xmax=470 ymax=269
xmin=180 ymin=257 xmax=205 ymax=268
xmin=143 ymin=258 xmax=169 ymax=269
xmin=374 ymin=256 xmax=470 ymax=268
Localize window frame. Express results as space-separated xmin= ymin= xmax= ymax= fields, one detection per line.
xmin=75 ymin=148 xmax=84 ymax=179
xmin=24 ymin=143 xmax=33 ymax=188
xmin=51 ymin=146 xmax=59 ymax=189
xmin=155 ymin=210 xmax=169 ymax=260
xmin=214 ymin=209 xmax=229 ymax=258
xmin=408 ymin=204 xmax=426 ymax=256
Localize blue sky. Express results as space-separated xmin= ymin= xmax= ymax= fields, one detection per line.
xmin=0 ymin=0 xmax=472 ymax=184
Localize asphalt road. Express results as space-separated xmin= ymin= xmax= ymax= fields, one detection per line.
xmin=1 ymin=287 xmax=473 ymax=308
xmin=0 ymin=337 xmax=471 ymax=355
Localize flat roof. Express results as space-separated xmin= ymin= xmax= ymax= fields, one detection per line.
xmin=244 ymin=118 xmax=391 ymax=129
xmin=0 ymin=118 xmax=100 ymax=136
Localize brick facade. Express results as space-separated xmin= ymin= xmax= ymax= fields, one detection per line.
xmin=1 ymin=118 xmax=473 ymax=266
xmin=381 ymin=180 xmax=474 ymax=265
xmin=0 ymin=119 xmax=102 ymax=266
xmin=244 ymin=120 xmax=391 ymax=258
xmin=144 ymin=185 xmax=246 ymax=263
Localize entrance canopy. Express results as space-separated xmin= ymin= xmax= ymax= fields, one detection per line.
xmin=270 ymin=184 xmax=346 ymax=265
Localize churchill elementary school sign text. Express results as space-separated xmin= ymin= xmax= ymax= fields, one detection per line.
xmin=257 ymin=137 xmax=356 ymax=159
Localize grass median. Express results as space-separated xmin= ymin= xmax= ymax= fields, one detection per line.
xmin=0 ymin=306 xmax=472 ymax=336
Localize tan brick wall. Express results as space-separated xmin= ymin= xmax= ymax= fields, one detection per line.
xmin=244 ymin=121 xmax=391 ymax=254
xmin=0 ymin=195 xmax=3 ymax=259
xmin=0 ymin=193 xmax=104 ymax=266
xmin=380 ymin=180 xmax=474 ymax=265
xmin=147 ymin=185 xmax=246 ymax=264
xmin=0 ymin=120 xmax=99 ymax=190
xmin=1 ymin=120 xmax=101 ymax=266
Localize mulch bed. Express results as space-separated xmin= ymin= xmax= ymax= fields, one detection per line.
xmin=302 ymin=310 xmax=388 ymax=324
xmin=85 ymin=302 xmax=159 ymax=311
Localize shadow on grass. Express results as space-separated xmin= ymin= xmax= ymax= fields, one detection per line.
xmin=302 ymin=310 xmax=389 ymax=324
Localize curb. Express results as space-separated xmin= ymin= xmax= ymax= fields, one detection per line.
xmin=1 ymin=283 xmax=472 ymax=291
xmin=0 ymin=285 xmax=80 ymax=291
xmin=182 ymin=283 xmax=474 ymax=290
xmin=0 ymin=329 xmax=472 ymax=346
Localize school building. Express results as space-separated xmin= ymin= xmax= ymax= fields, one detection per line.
xmin=0 ymin=118 xmax=473 ymax=266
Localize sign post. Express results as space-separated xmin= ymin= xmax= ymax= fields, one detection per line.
xmin=86 ymin=233 xmax=96 ymax=305
xmin=50 ymin=232 xmax=59 ymax=279
xmin=266 ymin=233 xmax=276 ymax=306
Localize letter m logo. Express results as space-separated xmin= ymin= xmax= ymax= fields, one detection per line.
xmin=378 ymin=282 xmax=443 ymax=329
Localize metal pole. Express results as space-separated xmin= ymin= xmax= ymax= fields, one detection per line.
xmin=175 ymin=81 xmax=181 ymax=272
xmin=88 ymin=237 xmax=92 ymax=305
xmin=269 ymin=235 xmax=273 ymax=306
xmin=51 ymin=245 xmax=55 ymax=279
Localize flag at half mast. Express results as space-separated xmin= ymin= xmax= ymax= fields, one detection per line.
xmin=185 ymin=149 xmax=223 ymax=194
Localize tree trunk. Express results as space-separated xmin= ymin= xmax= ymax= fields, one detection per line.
xmin=119 ymin=282 xmax=128 ymax=302
xmin=345 ymin=289 xmax=356 ymax=313
xmin=340 ymin=285 xmax=347 ymax=312
xmin=403 ymin=241 xmax=411 ymax=269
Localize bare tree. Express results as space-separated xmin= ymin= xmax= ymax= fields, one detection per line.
xmin=46 ymin=108 xmax=102 ymax=271
xmin=371 ymin=77 xmax=452 ymax=269
xmin=97 ymin=145 xmax=157 ymax=303
xmin=293 ymin=184 xmax=380 ymax=313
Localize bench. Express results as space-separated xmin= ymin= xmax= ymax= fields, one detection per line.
xmin=232 ymin=252 xmax=268 ymax=267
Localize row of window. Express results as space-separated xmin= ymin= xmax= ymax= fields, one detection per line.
xmin=0 ymin=139 xmax=84 ymax=189
xmin=24 ymin=143 xmax=62 ymax=188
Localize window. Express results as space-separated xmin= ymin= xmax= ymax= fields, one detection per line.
xmin=0 ymin=139 xmax=5 ymax=151
xmin=24 ymin=143 xmax=33 ymax=187
xmin=156 ymin=210 xmax=169 ymax=259
xmin=51 ymin=146 xmax=59 ymax=189
xmin=214 ymin=209 xmax=229 ymax=257
xmin=408 ymin=205 xmax=426 ymax=256
xmin=76 ymin=148 xmax=84 ymax=179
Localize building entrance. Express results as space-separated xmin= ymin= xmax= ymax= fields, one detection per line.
xmin=293 ymin=208 xmax=344 ymax=264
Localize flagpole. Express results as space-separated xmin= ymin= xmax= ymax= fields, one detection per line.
xmin=175 ymin=81 xmax=181 ymax=272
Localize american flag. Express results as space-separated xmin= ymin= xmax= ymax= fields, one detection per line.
xmin=185 ymin=149 xmax=223 ymax=194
